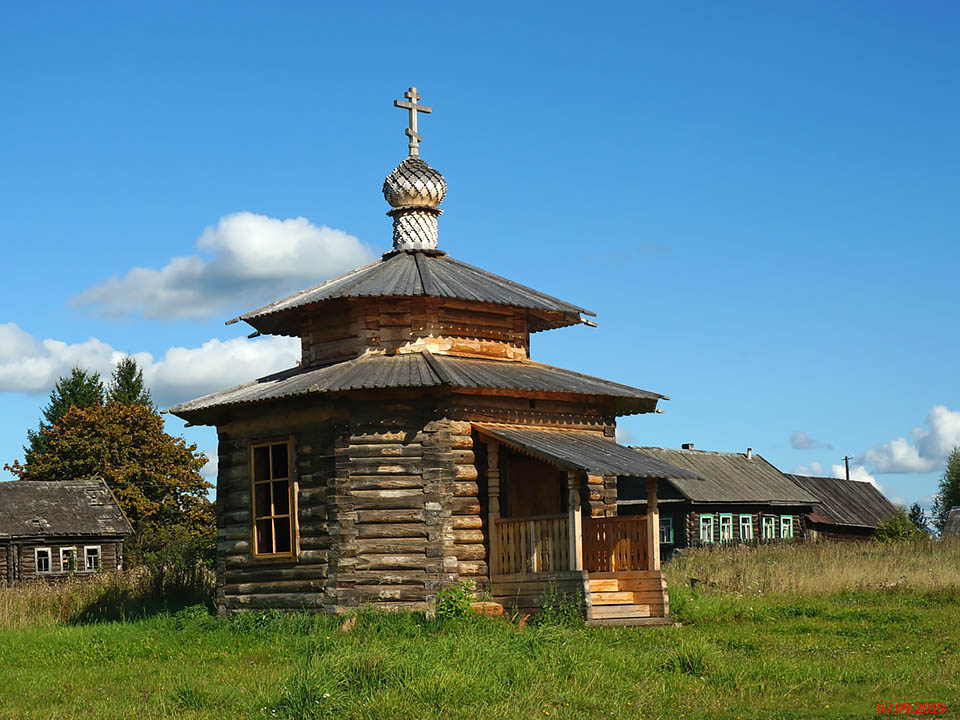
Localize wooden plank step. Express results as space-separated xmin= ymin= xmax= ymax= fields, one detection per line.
xmin=588 ymin=579 xmax=619 ymax=592
xmin=590 ymin=603 xmax=664 ymax=620
xmin=589 ymin=591 xmax=635 ymax=605
xmin=586 ymin=616 xmax=674 ymax=628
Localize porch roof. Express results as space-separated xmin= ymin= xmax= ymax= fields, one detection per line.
xmin=473 ymin=425 xmax=704 ymax=481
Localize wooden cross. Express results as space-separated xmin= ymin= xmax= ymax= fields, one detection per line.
xmin=393 ymin=86 xmax=432 ymax=157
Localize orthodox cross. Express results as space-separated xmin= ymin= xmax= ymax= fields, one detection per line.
xmin=394 ymin=86 xmax=432 ymax=157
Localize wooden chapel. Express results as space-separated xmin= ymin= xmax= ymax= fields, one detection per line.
xmin=169 ymin=87 xmax=700 ymax=625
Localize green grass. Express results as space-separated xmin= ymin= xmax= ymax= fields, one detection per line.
xmin=0 ymin=585 xmax=957 ymax=719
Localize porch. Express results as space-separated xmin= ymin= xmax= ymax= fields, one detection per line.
xmin=473 ymin=424 xmax=700 ymax=626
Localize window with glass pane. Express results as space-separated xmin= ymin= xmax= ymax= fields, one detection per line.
xmin=699 ymin=515 xmax=714 ymax=544
xmin=35 ymin=548 xmax=51 ymax=573
xmin=659 ymin=515 xmax=674 ymax=544
xmin=739 ymin=514 xmax=753 ymax=541
xmin=719 ymin=514 xmax=733 ymax=542
xmin=251 ymin=440 xmax=294 ymax=556
xmin=762 ymin=516 xmax=776 ymax=540
xmin=84 ymin=546 xmax=101 ymax=571
xmin=60 ymin=547 xmax=76 ymax=572
xmin=780 ymin=515 xmax=794 ymax=539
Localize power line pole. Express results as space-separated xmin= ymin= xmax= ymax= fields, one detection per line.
xmin=842 ymin=455 xmax=852 ymax=481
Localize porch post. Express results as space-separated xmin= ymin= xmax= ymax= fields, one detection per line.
xmin=645 ymin=477 xmax=661 ymax=571
xmin=487 ymin=441 xmax=500 ymax=577
xmin=567 ymin=470 xmax=583 ymax=571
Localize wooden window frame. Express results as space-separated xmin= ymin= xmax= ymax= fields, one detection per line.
xmin=35 ymin=547 xmax=52 ymax=574
xmin=699 ymin=514 xmax=714 ymax=544
xmin=250 ymin=438 xmax=296 ymax=560
xmin=659 ymin=514 xmax=674 ymax=545
xmin=780 ymin=515 xmax=794 ymax=540
xmin=719 ymin=513 xmax=733 ymax=543
xmin=84 ymin=545 xmax=101 ymax=572
xmin=739 ymin=514 xmax=753 ymax=541
xmin=762 ymin=515 xmax=776 ymax=541
xmin=60 ymin=547 xmax=77 ymax=573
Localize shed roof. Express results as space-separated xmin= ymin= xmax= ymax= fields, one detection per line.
xmin=0 ymin=478 xmax=132 ymax=539
xmin=787 ymin=474 xmax=898 ymax=529
xmin=943 ymin=507 xmax=960 ymax=538
xmin=167 ymin=351 xmax=666 ymax=423
xmin=629 ymin=447 xmax=819 ymax=505
xmin=473 ymin=425 xmax=703 ymax=481
xmin=230 ymin=250 xmax=594 ymax=335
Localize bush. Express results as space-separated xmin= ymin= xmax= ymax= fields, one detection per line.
xmin=435 ymin=581 xmax=475 ymax=620
xmin=875 ymin=509 xmax=926 ymax=543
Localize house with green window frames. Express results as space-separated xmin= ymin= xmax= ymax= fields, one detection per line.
xmin=618 ymin=445 xmax=818 ymax=560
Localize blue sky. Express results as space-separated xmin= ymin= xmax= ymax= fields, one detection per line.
xmin=1 ymin=1 xmax=958 ymax=509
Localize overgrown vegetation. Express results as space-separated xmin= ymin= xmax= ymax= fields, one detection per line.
xmin=932 ymin=446 xmax=960 ymax=533
xmin=2 ymin=540 xmax=958 ymax=718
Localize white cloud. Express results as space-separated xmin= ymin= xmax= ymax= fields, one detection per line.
xmin=71 ymin=212 xmax=374 ymax=319
xmin=790 ymin=430 xmax=832 ymax=450
xmin=858 ymin=405 xmax=960 ymax=474
xmin=0 ymin=323 xmax=299 ymax=408
xmin=793 ymin=461 xmax=824 ymax=476
xmin=792 ymin=459 xmax=881 ymax=490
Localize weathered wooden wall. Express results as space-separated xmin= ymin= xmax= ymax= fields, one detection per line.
xmin=491 ymin=570 xmax=589 ymax=616
xmin=3 ymin=539 xmax=121 ymax=580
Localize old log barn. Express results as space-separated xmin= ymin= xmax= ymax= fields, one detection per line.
xmin=169 ymin=87 xmax=703 ymax=626
xmin=0 ymin=478 xmax=132 ymax=582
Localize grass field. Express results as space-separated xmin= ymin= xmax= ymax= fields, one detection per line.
xmin=1 ymin=540 xmax=958 ymax=720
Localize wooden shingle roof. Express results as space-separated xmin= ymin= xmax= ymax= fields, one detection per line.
xmin=167 ymin=351 xmax=666 ymax=424
xmin=787 ymin=474 xmax=898 ymax=529
xmin=0 ymin=478 xmax=132 ymax=539
xmin=229 ymin=250 xmax=595 ymax=335
xmin=629 ymin=447 xmax=819 ymax=505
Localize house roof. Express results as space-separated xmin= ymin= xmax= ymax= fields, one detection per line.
xmin=473 ymin=425 xmax=704 ymax=481
xmin=787 ymin=474 xmax=898 ymax=529
xmin=166 ymin=351 xmax=666 ymax=423
xmin=943 ymin=507 xmax=960 ymax=538
xmin=627 ymin=447 xmax=819 ymax=505
xmin=229 ymin=250 xmax=594 ymax=335
xmin=0 ymin=478 xmax=132 ymax=539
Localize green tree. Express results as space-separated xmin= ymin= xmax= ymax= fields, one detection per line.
xmin=24 ymin=368 xmax=104 ymax=461
xmin=107 ymin=356 xmax=154 ymax=409
xmin=931 ymin=447 xmax=960 ymax=533
xmin=874 ymin=508 xmax=924 ymax=542
xmin=907 ymin=503 xmax=929 ymax=535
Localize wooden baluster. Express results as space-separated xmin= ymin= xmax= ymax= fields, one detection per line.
xmin=487 ymin=442 xmax=500 ymax=576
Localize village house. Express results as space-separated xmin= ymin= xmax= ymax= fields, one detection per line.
xmin=0 ymin=478 xmax=132 ymax=582
xmin=787 ymin=473 xmax=898 ymax=541
xmin=618 ymin=445 xmax=818 ymax=560
xmin=940 ymin=507 xmax=959 ymax=539
xmin=168 ymin=88 xmax=705 ymax=625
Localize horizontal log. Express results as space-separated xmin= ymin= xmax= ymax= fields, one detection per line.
xmin=353 ymin=554 xmax=428 ymax=571
xmin=356 ymin=523 xmax=427 ymax=539
xmin=346 ymin=444 xmax=423 ymax=458
xmin=452 ymin=498 xmax=481 ymax=515
xmin=451 ymin=545 xmax=486 ymax=561
xmin=348 ymin=431 xmax=428 ymax=445
xmin=355 ymin=586 xmax=431 ymax=603
xmin=348 ymin=476 xmax=424 ymax=490
xmin=357 ymin=509 xmax=425 ymax=524
xmin=223 ymin=579 xmax=326 ymax=596
xmin=349 ymin=458 xmax=423 ymax=474
xmin=218 ymin=526 xmax=250 ymax=541
xmin=355 ymin=539 xmax=428 ymax=554
xmin=450 ymin=434 xmax=473 ymax=449
xmin=453 ymin=529 xmax=484 ymax=544
xmin=453 ymin=515 xmax=483 ymax=530
xmin=298 ymin=536 xmax=331 ymax=551
xmin=455 ymin=465 xmax=479 ymax=481
xmin=225 ymin=593 xmax=325 ymax=610
xmin=451 ymin=450 xmax=475 ymax=465
xmin=453 ymin=481 xmax=479 ymax=497
xmin=224 ymin=565 xmax=328 ymax=583
xmin=350 ymin=492 xmax=426 ymax=511
xmin=218 ymin=540 xmax=251 ymax=555
xmin=458 ymin=560 xmax=488 ymax=576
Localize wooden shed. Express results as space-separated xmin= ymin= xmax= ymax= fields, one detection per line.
xmin=169 ymin=89 xmax=700 ymax=625
xmin=0 ymin=478 xmax=132 ymax=582
xmin=787 ymin=474 xmax=898 ymax=541
xmin=943 ymin=507 xmax=960 ymax=539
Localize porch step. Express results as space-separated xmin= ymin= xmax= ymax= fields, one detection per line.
xmin=589 ymin=591 xmax=635 ymax=605
xmin=586 ymin=616 xmax=674 ymax=628
xmin=587 ymin=571 xmax=671 ymax=624
xmin=590 ymin=603 xmax=665 ymax=620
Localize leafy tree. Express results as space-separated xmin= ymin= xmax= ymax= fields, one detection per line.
xmin=874 ymin=508 xmax=925 ymax=542
xmin=107 ymin=356 xmax=154 ymax=409
xmin=24 ymin=368 xmax=104 ymax=461
xmin=907 ymin=503 xmax=929 ymax=535
xmin=931 ymin=447 xmax=960 ymax=533
xmin=5 ymin=402 xmax=213 ymax=550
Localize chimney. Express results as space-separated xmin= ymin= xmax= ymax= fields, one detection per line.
xmin=746 ymin=447 xmax=753 ymax=460
xmin=681 ymin=443 xmax=694 ymax=451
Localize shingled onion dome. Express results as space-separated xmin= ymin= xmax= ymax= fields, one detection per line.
xmin=383 ymin=156 xmax=446 ymax=251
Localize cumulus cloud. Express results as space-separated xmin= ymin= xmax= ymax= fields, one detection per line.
xmin=0 ymin=323 xmax=299 ymax=408
xmin=71 ymin=212 xmax=374 ymax=319
xmin=794 ymin=461 xmax=824 ymax=476
xmin=858 ymin=405 xmax=960 ymax=474
xmin=790 ymin=431 xmax=833 ymax=450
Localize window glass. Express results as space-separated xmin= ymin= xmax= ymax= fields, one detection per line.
xmin=740 ymin=515 xmax=753 ymax=541
xmin=61 ymin=548 xmax=76 ymax=572
xmin=271 ymin=444 xmax=289 ymax=479
xmin=36 ymin=549 xmax=51 ymax=573
xmin=255 ymin=483 xmax=272 ymax=517
xmin=659 ymin=515 xmax=674 ymax=545
xmin=719 ymin=515 xmax=733 ymax=542
xmin=699 ymin=515 xmax=714 ymax=544
xmin=780 ymin=515 xmax=794 ymax=539
xmin=253 ymin=446 xmax=270 ymax=482
xmin=762 ymin=516 xmax=776 ymax=540
xmin=84 ymin=547 xmax=101 ymax=571
xmin=252 ymin=440 xmax=294 ymax=556
xmin=273 ymin=518 xmax=291 ymax=553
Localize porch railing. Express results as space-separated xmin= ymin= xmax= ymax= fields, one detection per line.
xmin=582 ymin=516 xmax=648 ymax=572
xmin=494 ymin=515 xmax=569 ymax=574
